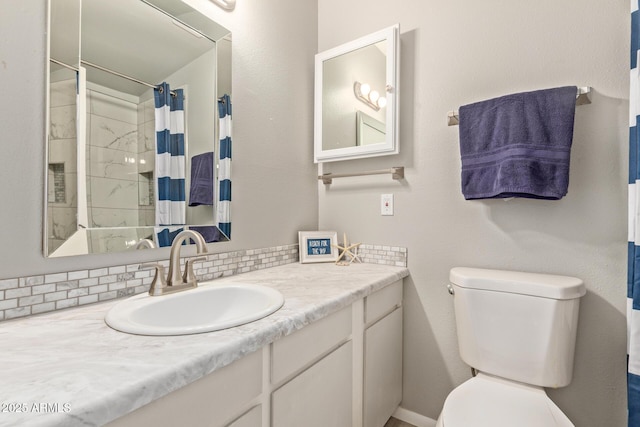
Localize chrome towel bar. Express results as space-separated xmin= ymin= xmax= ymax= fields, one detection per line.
xmin=447 ymin=86 xmax=592 ymax=126
xmin=319 ymin=167 xmax=404 ymax=185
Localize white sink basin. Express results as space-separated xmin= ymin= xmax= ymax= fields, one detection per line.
xmin=105 ymin=282 xmax=284 ymax=336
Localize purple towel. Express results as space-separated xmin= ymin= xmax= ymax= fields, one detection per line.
xmin=458 ymin=86 xmax=577 ymax=200
xmin=188 ymin=152 xmax=214 ymax=206
xmin=189 ymin=226 xmax=226 ymax=243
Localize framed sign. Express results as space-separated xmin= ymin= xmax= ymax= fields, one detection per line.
xmin=298 ymin=231 xmax=339 ymax=263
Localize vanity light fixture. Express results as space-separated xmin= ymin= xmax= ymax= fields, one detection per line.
xmin=209 ymin=0 xmax=236 ymax=10
xmin=354 ymin=81 xmax=387 ymax=111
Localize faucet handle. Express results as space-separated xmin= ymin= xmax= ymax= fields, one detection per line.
xmin=183 ymin=256 xmax=207 ymax=286
xmin=140 ymin=263 xmax=168 ymax=296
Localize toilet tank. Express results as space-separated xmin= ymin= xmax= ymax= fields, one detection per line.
xmin=449 ymin=267 xmax=585 ymax=388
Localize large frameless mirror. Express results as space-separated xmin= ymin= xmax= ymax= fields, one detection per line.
xmin=46 ymin=0 xmax=232 ymax=257
xmin=314 ymin=24 xmax=399 ymax=163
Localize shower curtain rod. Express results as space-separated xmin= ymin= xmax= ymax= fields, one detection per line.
xmin=50 ymin=58 xmax=79 ymax=71
xmin=49 ymin=58 xmax=177 ymax=96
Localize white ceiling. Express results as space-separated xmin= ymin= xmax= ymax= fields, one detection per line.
xmin=81 ymin=0 xmax=215 ymax=96
xmin=50 ymin=0 xmax=231 ymax=97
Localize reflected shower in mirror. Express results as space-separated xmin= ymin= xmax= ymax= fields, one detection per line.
xmin=46 ymin=0 xmax=232 ymax=257
xmin=314 ymin=24 xmax=399 ymax=163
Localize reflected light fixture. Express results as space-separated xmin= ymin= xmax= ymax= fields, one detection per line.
xmin=209 ymin=0 xmax=236 ymax=10
xmin=354 ymin=81 xmax=386 ymax=111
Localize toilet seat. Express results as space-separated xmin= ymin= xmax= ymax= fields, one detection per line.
xmin=439 ymin=373 xmax=574 ymax=427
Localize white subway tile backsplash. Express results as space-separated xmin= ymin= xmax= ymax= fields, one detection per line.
xmin=0 ymin=243 xmax=406 ymax=322
xmin=56 ymin=281 xmax=79 ymax=290
xmin=99 ymin=291 xmax=117 ymax=301
xmin=89 ymin=268 xmax=109 ymax=278
xmin=99 ymin=275 xmax=117 ymax=285
xmin=78 ymin=295 xmax=99 ymax=306
xmin=19 ymin=295 xmax=43 ymax=307
xmin=68 ymin=288 xmax=89 ymax=298
xmin=0 ymin=299 xmax=18 ymax=310
xmin=0 ymin=279 xmax=19 ymax=290
xmin=79 ymin=277 xmax=99 ymax=287
xmin=22 ymin=276 xmax=44 ymax=287
xmin=32 ymin=283 xmax=56 ymax=295
xmin=108 ymin=282 xmax=126 ymax=291
xmin=44 ymin=291 xmax=68 ymax=302
xmin=89 ymin=285 xmax=109 ymax=295
xmin=32 ymin=302 xmax=56 ymax=314
xmin=6 ymin=307 xmax=30 ymax=320
xmin=6 ymin=288 xmax=31 ymax=299
xmin=56 ymin=298 xmax=78 ymax=309
xmin=45 ymin=272 xmax=67 ymax=284
xmin=68 ymin=270 xmax=89 ymax=280
xmin=108 ymin=266 xmax=126 ymax=275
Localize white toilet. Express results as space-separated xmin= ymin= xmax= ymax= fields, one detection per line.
xmin=436 ymin=267 xmax=586 ymax=427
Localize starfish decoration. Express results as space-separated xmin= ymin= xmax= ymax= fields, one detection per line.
xmin=332 ymin=233 xmax=362 ymax=266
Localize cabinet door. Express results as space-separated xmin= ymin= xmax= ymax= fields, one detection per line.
xmin=226 ymin=405 xmax=261 ymax=427
xmin=272 ymin=341 xmax=353 ymax=427
xmin=364 ymin=308 xmax=402 ymax=427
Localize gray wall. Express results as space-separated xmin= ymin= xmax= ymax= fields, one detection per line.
xmin=0 ymin=0 xmax=629 ymax=425
xmin=0 ymin=0 xmax=318 ymax=279
xmin=318 ymin=1 xmax=628 ymax=426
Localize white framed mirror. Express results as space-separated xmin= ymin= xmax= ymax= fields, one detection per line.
xmin=45 ymin=0 xmax=232 ymax=257
xmin=314 ymin=24 xmax=399 ymax=163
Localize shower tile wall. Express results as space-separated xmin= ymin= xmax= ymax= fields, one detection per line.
xmin=86 ymin=90 xmax=140 ymax=228
xmin=137 ymin=98 xmax=155 ymax=227
xmin=48 ymin=79 xmax=78 ymax=253
xmin=77 ymin=90 xmax=158 ymax=253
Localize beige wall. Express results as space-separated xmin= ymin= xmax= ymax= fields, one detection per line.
xmin=0 ymin=0 xmax=318 ymax=279
xmin=318 ymin=1 xmax=628 ymax=426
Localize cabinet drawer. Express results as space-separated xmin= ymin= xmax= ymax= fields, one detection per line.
xmin=365 ymin=280 xmax=402 ymax=325
xmin=107 ymin=350 xmax=262 ymax=427
xmin=272 ymin=305 xmax=352 ymax=384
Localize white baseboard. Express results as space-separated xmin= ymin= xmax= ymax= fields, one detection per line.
xmin=392 ymin=406 xmax=437 ymax=427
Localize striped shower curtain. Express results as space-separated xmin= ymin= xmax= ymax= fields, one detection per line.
xmin=630 ymin=3 xmax=640 ymax=425
xmin=155 ymin=82 xmax=186 ymax=227
xmin=218 ymin=94 xmax=232 ymax=238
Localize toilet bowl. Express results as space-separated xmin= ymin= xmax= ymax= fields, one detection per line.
xmin=437 ymin=267 xmax=585 ymax=427
xmin=435 ymin=373 xmax=574 ymax=427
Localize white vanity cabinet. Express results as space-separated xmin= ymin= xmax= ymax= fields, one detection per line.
xmin=108 ymin=280 xmax=403 ymax=427
xmin=364 ymin=281 xmax=403 ymax=427
xmin=107 ymin=349 xmax=263 ymax=427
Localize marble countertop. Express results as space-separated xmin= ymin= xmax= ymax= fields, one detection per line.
xmin=0 ymin=262 xmax=409 ymax=427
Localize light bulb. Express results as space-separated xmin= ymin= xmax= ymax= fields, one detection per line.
xmin=369 ymin=90 xmax=379 ymax=103
xmin=359 ymin=83 xmax=371 ymax=96
xmin=377 ymin=97 xmax=387 ymax=108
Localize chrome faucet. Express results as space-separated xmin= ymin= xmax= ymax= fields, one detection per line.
xmin=141 ymin=230 xmax=208 ymax=296
xmin=134 ymin=239 xmax=156 ymax=249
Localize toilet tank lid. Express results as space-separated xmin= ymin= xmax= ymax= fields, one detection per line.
xmin=450 ymin=267 xmax=585 ymax=300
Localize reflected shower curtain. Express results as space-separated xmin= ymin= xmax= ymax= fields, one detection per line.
xmin=218 ymin=94 xmax=232 ymax=238
xmin=154 ymin=82 xmax=186 ymax=227
xmin=630 ymin=3 xmax=640 ymax=425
